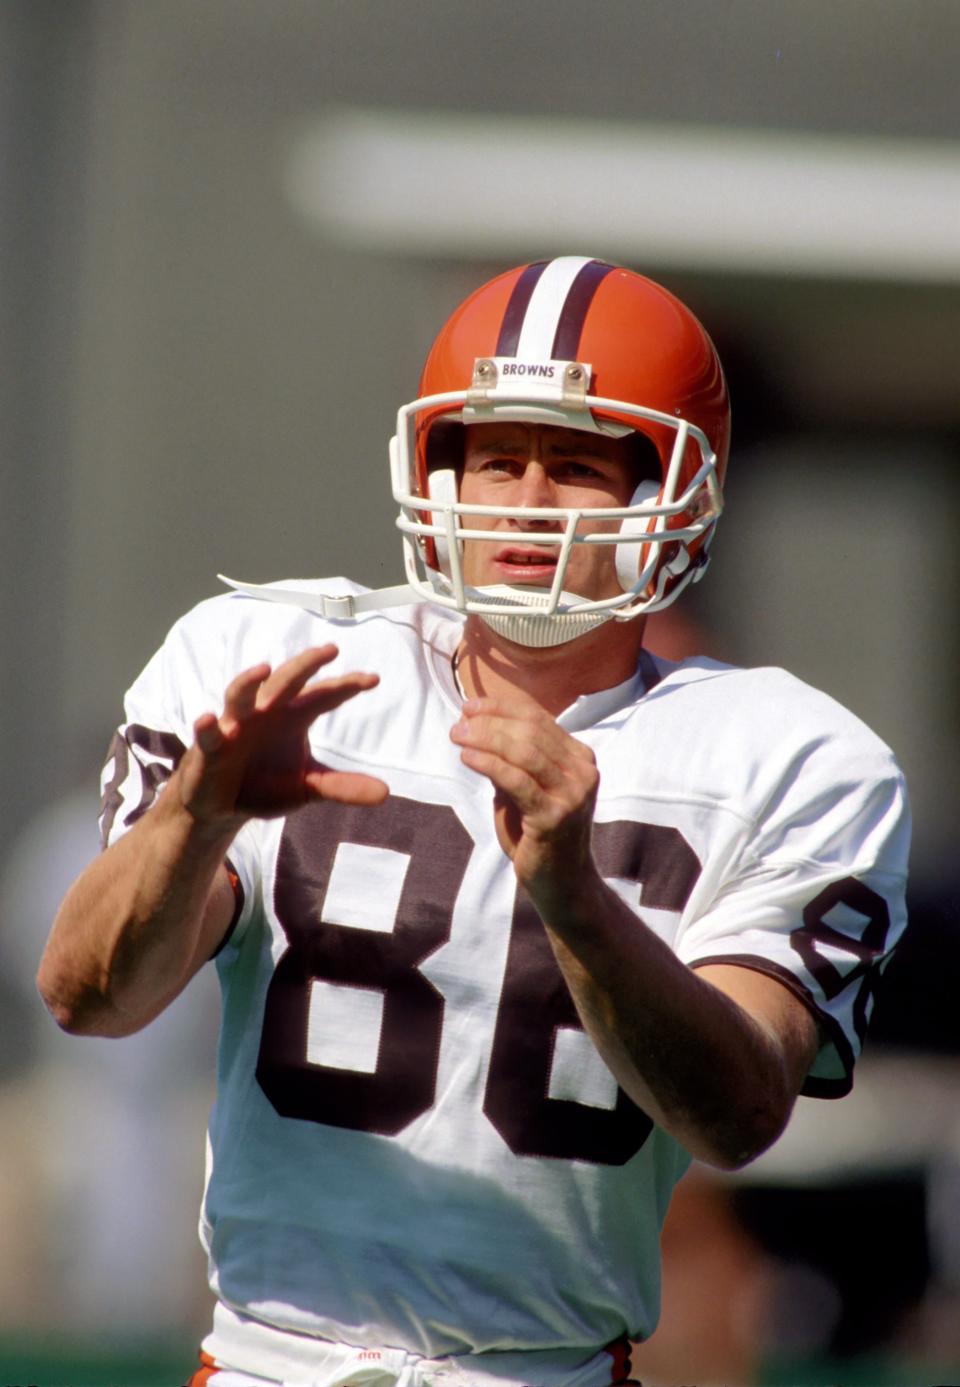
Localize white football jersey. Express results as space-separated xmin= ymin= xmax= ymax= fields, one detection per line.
xmin=101 ymin=580 xmax=909 ymax=1382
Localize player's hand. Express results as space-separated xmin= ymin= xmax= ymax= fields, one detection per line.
xmin=450 ymin=696 xmax=600 ymax=914
xmin=177 ymin=645 xmax=389 ymax=827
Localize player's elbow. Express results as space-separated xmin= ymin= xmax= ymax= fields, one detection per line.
xmin=698 ymin=1082 xmax=796 ymax=1172
xmin=36 ymin=962 xmax=133 ymax=1038
xmin=43 ymin=997 xmax=94 ymax=1036
xmin=699 ymin=999 xmax=816 ymax=1171
xmin=38 ymin=969 xmax=95 ymax=1035
xmin=705 ymin=1113 xmax=787 ymax=1172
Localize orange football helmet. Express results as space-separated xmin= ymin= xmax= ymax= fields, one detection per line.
xmin=390 ymin=255 xmax=730 ymax=646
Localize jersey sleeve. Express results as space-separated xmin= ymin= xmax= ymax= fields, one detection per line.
xmin=98 ymin=597 xmax=259 ymax=946
xmin=676 ymin=732 xmax=910 ymax=1097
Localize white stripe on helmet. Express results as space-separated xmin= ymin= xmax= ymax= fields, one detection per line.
xmin=514 ymin=256 xmax=594 ymax=360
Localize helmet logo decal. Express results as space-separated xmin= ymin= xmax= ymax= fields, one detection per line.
xmin=501 ymin=362 xmax=557 ymax=378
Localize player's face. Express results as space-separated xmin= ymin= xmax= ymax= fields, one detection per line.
xmin=458 ymin=422 xmax=643 ymax=601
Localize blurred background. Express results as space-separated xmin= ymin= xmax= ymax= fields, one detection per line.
xmin=1 ymin=2 xmax=958 ymax=1384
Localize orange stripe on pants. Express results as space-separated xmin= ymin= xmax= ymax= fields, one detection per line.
xmin=183 ymin=1349 xmax=220 ymax=1386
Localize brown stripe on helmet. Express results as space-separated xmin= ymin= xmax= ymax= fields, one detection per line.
xmin=550 ymin=259 xmax=615 ymax=359
xmin=495 ymin=260 xmax=548 ymax=355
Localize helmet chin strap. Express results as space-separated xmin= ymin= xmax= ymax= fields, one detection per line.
xmin=219 ymin=460 xmax=674 ymax=643
xmin=473 ymin=584 xmax=611 ymax=648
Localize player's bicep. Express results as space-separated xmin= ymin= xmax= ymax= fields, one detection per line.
xmin=693 ymin=961 xmax=820 ymax=1097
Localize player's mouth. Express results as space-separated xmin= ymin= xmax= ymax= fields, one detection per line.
xmin=492 ymin=546 xmax=561 ymax=581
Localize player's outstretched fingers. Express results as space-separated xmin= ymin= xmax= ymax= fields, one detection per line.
xmin=193 ymin=711 xmax=227 ymax=756
xmin=454 ymin=739 xmax=546 ymax=811
xmin=455 ymin=697 xmax=597 ymax=764
xmin=451 ymin=702 xmax=593 ymax=794
xmin=223 ymin=662 xmax=272 ymax=724
xmin=256 ymin=645 xmax=341 ymax=709
xmin=295 ymin=670 xmax=381 ymax=719
xmin=468 ymin=726 xmax=563 ymax=788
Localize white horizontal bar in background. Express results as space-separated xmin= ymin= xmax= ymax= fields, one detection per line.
xmin=284 ymin=107 xmax=960 ymax=281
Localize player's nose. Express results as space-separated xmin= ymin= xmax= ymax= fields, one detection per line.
xmin=514 ymin=461 xmax=558 ymax=514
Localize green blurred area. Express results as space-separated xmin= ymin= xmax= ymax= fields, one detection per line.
xmin=0 ymin=1336 xmax=195 ymax=1387
xmin=760 ymin=1352 xmax=960 ymax=1386
xmin=2 ymin=1341 xmax=959 ymax=1387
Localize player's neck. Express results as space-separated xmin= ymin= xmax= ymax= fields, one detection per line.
xmin=455 ymin=615 xmax=648 ymax=717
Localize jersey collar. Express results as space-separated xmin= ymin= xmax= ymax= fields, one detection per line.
xmin=556 ymin=649 xmax=662 ymax=732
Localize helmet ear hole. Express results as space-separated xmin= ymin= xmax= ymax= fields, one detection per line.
xmin=615 ymin=480 xmax=661 ymax=592
xmin=425 ymin=420 xmax=464 ymax=473
xmin=624 ymin=431 xmax=662 ymax=487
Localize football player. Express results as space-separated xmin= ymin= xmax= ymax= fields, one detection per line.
xmin=38 ymin=257 xmax=910 ymax=1387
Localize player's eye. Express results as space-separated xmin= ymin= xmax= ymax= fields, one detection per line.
xmin=557 ymin=459 xmax=604 ymax=480
xmin=480 ymin=455 xmax=521 ymax=473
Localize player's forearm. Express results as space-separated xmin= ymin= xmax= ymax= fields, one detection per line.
xmin=537 ymin=874 xmax=799 ymax=1170
xmin=37 ymin=779 xmax=236 ymax=1037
